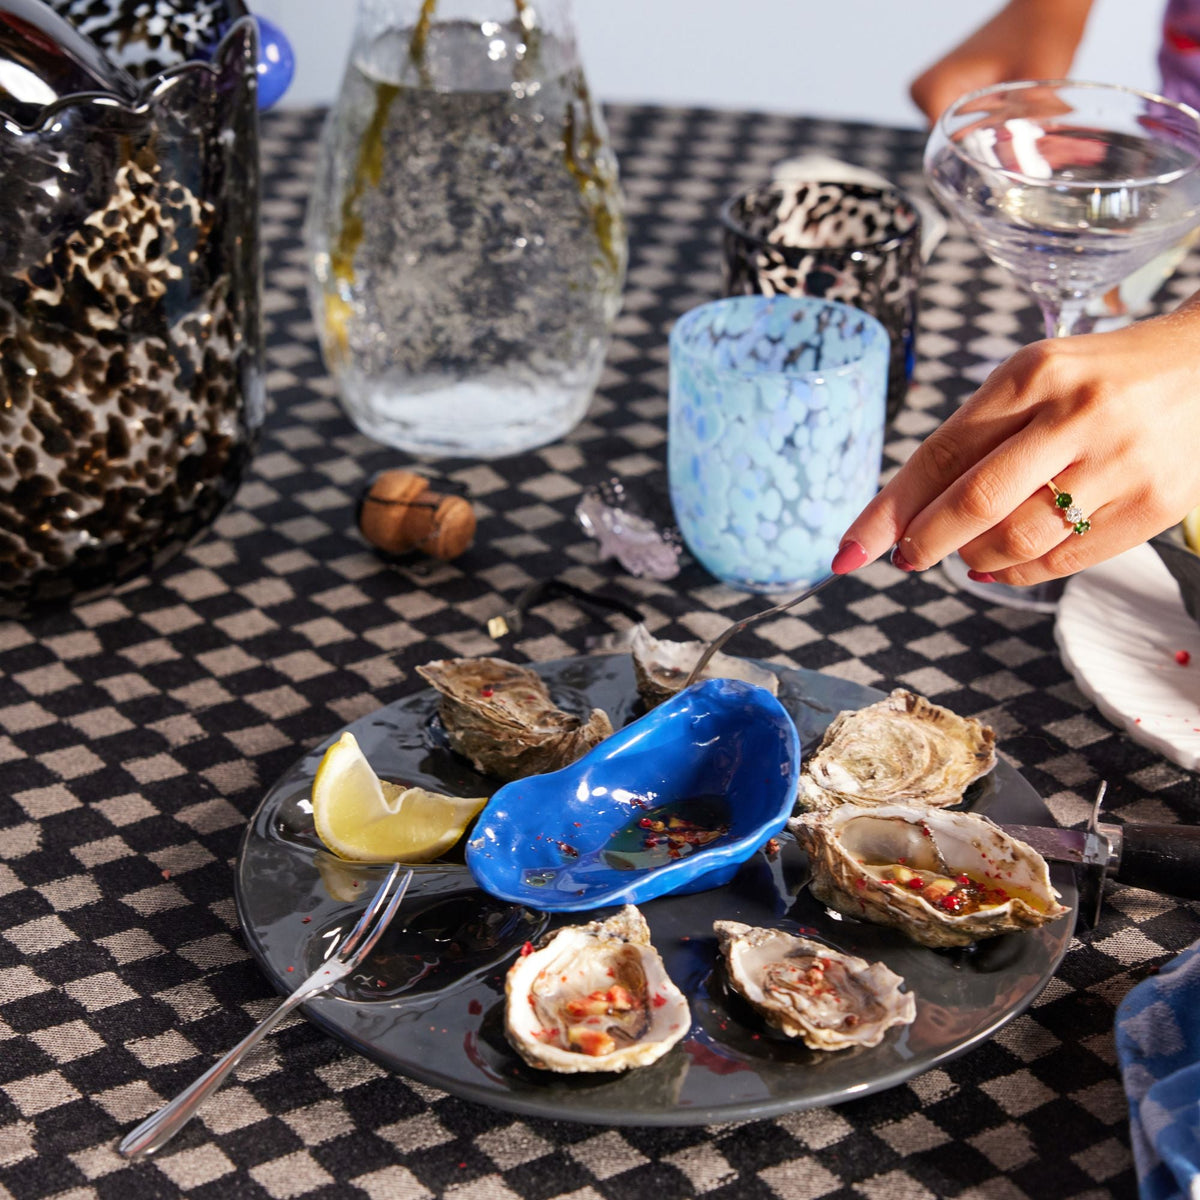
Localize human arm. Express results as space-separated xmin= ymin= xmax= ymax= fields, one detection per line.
xmin=909 ymin=0 xmax=1095 ymax=124
xmin=830 ymin=292 xmax=1200 ymax=587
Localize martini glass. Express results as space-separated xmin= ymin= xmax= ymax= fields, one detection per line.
xmin=924 ymin=79 xmax=1200 ymax=610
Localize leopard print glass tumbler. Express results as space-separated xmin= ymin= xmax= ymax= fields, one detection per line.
xmin=668 ymin=296 xmax=887 ymax=594
xmin=722 ymin=181 xmax=922 ymax=424
xmin=0 ymin=14 xmax=264 ymax=619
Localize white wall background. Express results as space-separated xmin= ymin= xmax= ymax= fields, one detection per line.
xmin=255 ymin=0 xmax=1158 ymax=127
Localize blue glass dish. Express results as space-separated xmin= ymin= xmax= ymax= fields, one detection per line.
xmin=465 ymin=678 xmax=801 ymax=912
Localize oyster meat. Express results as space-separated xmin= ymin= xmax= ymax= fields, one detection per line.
xmin=797 ymin=689 xmax=996 ymax=811
xmin=715 ymin=921 xmax=915 ymax=1050
xmin=791 ymin=804 xmax=1070 ymax=948
xmin=504 ymin=905 xmax=690 ymax=1072
xmin=417 ymin=657 xmax=612 ymax=781
xmin=630 ymin=624 xmax=779 ymax=707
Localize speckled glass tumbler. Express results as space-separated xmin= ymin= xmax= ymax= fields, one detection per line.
xmin=669 ymin=296 xmax=887 ymax=593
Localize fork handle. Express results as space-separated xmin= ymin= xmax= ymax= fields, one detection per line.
xmin=684 ymin=573 xmax=839 ymax=687
xmin=119 ymin=978 xmax=327 ymax=1159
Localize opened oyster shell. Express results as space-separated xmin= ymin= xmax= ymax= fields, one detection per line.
xmin=791 ymin=804 xmax=1070 ymax=948
xmin=504 ymin=905 xmax=690 ymax=1072
xmin=797 ymin=689 xmax=996 ymax=811
xmin=417 ymin=657 xmax=612 ymax=781
xmin=715 ymin=921 xmax=915 ymax=1050
xmin=630 ymin=624 xmax=779 ymax=707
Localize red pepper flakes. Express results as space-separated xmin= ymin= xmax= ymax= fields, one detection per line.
xmin=905 ymin=878 xmax=925 ymax=890
xmin=287 ymin=966 xmax=295 ymax=973
xmin=301 ymin=916 xmax=312 ymax=924
xmin=161 ymin=870 xmax=171 ymax=880
xmin=1177 ymin=650 xmax=1192 ymax=666
xmin=764 ymin=838 xmax=780 ymax=857
xmin=480 ymin=686 xmax=494 ymax=698
xmin=377 ymin=979 xmax=386 ymax=987
xmin=520 ymin=941 xmax=534 ymax=957
xmin=638 ymin=817 xmax=654 ymax=829
xmin=956 ymin=875 xmax=970 ymax=885
xmin=652 ymin=993 xmax=667 ymax=1008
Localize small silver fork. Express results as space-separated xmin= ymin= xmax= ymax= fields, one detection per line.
xmin=684 ymin=574 xmax=840 ymax=687
xmin=119 ymin=863 xmax=413 ymax=1160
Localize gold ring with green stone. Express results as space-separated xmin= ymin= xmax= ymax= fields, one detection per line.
xmin=1046 ymin=480 xmax=1091 ymax=535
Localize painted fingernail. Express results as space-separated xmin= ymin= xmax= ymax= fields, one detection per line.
xmin=967 ymin=570 xmax=997 ymax=584
xmin=890 ymin=546 xmax=917 ymax=572
xmin=831 ymin=540 xmax=868 ymax=575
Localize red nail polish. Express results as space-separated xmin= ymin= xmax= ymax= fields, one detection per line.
xmin=890 ymin=546 xmax=916 ymax=572
xmin=831 ymin=540 xmax=868 ymax=575
xmin=967 ymin=570 xmax=997 ymax=584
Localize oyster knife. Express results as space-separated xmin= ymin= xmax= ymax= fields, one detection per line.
xmin=1002 ymin=783 xmax=1200 ymax=921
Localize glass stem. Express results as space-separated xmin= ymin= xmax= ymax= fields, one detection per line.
xmin=1038 ymin=295 xmax=1090 ymax=339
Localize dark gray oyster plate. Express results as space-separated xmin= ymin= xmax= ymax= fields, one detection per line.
xmin=235 ymin=655 xmax=1076 ymax=1127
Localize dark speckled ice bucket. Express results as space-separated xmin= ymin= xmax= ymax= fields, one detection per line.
xmin=0 ymin=2 xmax=263 ymax=618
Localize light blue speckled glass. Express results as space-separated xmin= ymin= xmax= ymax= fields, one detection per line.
xmin=669 ymin=295 xmax=888 ymax=593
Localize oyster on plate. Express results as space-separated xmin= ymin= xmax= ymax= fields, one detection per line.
xmin=417 ymin=657 xmax=612 ymax=781
xmin=797 ymin=689 xmax=996 ymax=811
xmin=791 ymin=804 xmax=1070 ymax=948
xmin=630 ymin=624 xmax=779 ymax=707
xmin=504 ymin=905 xmax=690 ymax=1072
xmin=715 ymin=921 xmax=915 ymax=1050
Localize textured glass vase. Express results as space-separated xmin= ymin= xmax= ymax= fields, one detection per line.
xmin=306 ymin=0 xmax=627 ymax=459
xmin=0 ymin=9 xmax=264 ymax=618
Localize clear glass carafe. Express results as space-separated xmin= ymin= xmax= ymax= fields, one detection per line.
xmin=306 ymin=0 xmax=627 ymax=459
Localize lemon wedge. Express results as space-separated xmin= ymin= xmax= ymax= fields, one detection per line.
xmin=312 ymin=731 xmax=487 ymax=862
xmin=1183 ymin=505 xmax=1200 ymax=554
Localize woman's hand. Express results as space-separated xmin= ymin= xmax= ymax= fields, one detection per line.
xmin=832 ymin=298 xmax=1200 ymax=587
xmin=910 ymin=0 xmax=1093 ymax=123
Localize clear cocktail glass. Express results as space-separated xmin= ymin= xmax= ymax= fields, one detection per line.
xmin=925 ymin=79 xmax=1200 ymax=610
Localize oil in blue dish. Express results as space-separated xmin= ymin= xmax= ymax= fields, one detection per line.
xmin=465 ymin=678 xmax=801 ymax=911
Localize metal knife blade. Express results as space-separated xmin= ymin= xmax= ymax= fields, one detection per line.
xmin=1000 ymin=825 xmax=1095 ymax=865
xmin=1002 ymin=820 xmax=1200 ymax=903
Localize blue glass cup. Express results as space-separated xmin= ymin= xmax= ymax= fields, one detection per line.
xmin=668 ymin=295 xmax=888 ymax=593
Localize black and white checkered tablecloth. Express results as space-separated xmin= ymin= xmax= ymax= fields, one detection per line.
xmin=2 ymin=104 xmax=1199 ymax=1200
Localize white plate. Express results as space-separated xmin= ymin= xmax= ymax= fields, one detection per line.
xmin=1055 ymin=542 xmax=1200 ymax=769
